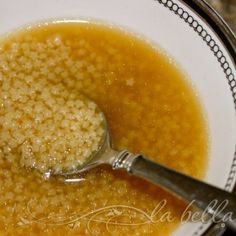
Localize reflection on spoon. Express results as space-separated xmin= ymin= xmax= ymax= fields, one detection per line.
xmin=64 ymin=178 xmax=86 ymax=183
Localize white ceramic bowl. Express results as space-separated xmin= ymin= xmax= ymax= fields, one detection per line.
xmin=1 ymin=0 xmax=236 ymax=235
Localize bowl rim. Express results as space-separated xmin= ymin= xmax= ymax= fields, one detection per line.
xmin=175 ymin=0 xmax=236 ymax=235
xmin=182 ymin=0 xmax=236 ymax=63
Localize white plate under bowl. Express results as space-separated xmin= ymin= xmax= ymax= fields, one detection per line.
xmin=0 ymin=0 xmax=236 ymax=235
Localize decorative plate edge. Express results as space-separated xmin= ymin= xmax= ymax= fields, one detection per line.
xmin=155 ymin=0 xmax=236 ymax=235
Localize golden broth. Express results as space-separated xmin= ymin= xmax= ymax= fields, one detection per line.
xmin=0 ymin=21 xmax=208 ymax=235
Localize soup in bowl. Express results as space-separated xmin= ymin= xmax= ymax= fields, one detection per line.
xmin=0 ymin=0 xmax=236 ymax=235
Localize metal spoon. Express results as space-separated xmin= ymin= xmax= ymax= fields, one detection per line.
xmin=60 ymin=103 xmax=236 ymax=231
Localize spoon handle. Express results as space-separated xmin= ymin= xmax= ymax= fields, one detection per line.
xmin=113 ymin=152 xmax=236 ymax=231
